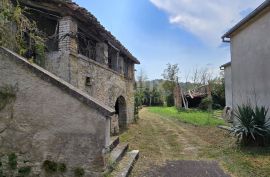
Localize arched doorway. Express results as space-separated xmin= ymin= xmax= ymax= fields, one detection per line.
xmin=115 ymin=96 xmax=127 ymax=130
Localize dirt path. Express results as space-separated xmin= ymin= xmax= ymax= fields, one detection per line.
xmin=120 ymin=108 xmax=231 ymax=177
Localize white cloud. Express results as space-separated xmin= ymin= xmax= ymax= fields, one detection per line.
xmin=149 ymin=0 xmax=265 ymax=46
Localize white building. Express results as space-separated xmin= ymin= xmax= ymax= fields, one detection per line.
xmin=221 ymin=0 xmax=270 ymax=109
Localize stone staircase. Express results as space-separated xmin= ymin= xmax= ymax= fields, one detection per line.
xmin=106 ymin=136 xmax=139 ymax=177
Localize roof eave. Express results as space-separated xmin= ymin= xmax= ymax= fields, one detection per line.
xmin=220 ymin=62 xmax=231 ymax=70
xmin=19 ymin=0 xmax=140 ymax=65
xmin=222 ymin=0 xmax=270 ymax=39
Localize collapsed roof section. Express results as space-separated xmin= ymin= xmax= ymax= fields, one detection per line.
xmin=19 ymin=0 xmax=140 ymax=64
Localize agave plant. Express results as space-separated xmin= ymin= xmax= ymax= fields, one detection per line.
xmin=233 ymin=104 xmax=255 ymax=142
xmin=253 ymin=106 xmax=270 ymax=135
xmin=232 ymin=104 xmax=270 ymax=146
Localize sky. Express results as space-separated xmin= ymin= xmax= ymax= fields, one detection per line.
xmin=74 ymin=0 xmax=265 ymax=81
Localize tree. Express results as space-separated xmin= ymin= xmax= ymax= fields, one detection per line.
xmin=162 ymin=63 xmax=180 ymax=107
xmin=134 ymin=69 xmax=148 ymax=119
xmin=137 ymin=69 xmax=148 ymax=92
xmin=211 ymin=72 xmax=225 ymax=109
xmin=151 ymin=84 xmax=163 ymax=106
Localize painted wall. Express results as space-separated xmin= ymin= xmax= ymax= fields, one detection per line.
xmin=224 ymin=65 xmax=232 ymax=107
xmin=230 ymin=9 xmax=270 ymax=108
xmin=0 ymin=48 xmax=111 ymax=176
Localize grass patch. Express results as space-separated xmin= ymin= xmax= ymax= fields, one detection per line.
xmin=196 ymin=127 xmax=270 ymax=177
xmin=121 ymin=108 xmax=270 ymax=177
xmin=148 ymin=107 xmax=225 ymax=126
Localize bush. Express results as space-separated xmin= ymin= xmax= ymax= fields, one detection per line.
xmin=0 ymin=85 xmax=16 ymax=111
xmin=57 ymin=163 xmax=67 ymax=173
xmin=18 ymin=166 xmax=31 ymax=176
xmin=74 ymin=167 xmax=85 ymax=177
xmin=166 ymin=94 xmax=174 ymax=107
xmin=232 ymin=104 xmax=270 ymax=146
xmin=42 ymin=160 xmax=57 ymax=174
xmin=8 ymin=153 xmax=17 ymax=170
xmin=199 ymin=97 xmax=213 ymax=111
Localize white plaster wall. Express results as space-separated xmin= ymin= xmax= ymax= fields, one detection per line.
xmin=230 ymin=9 xmax=270 ymax=108
xmin=224 ymin=65 xmax=232 ymax=107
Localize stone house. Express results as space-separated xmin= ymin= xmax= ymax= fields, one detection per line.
xmin=0 ymin=0 xmax=139 ymax=176
xmin=221 ymin=0 xmax=270 ymax=111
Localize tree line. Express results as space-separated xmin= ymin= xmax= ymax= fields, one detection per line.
xmin=135 ymin=63 xmax=225 ymax=110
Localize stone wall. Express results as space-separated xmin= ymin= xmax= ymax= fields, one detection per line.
xmin=44 ymin=15 xmax=136 ymax=125
xmin=77 ymin=55 xmax=135 ymax=124
xmin=0 ymin=48 xmax=112 ymax=176
xmin=224 ymin=65 xmax=232 ymax=107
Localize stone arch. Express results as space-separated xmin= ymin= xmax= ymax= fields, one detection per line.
xmin=115 ymin=96 xmax=127 ymax=129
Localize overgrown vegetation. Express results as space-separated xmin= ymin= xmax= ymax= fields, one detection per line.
xmin=148 ymin=107 xmax=225 ymax=126
xmin=74 ymin=167 xmax=85 ymax=177
xmin=18 ymin=166 xmax=32 ymax=176
xmin=210 ymin=76 xmax=225 ymax=109
xmin=199 ymin=97 xmax=213 ymax=111
xmin=232 ymin=104 xmax=270 ymax=146
xmin=0 ymin=0 xmax=46 ymax=66
xmin=42 ymin=160 xmax=69 ymax=174
xmin=0 ymin=153 xmax=32 ymax=177
xmin=42 ymin=160 xmax=58 ymax=174
xmin=0 ymin=85 xmax=16 ymax=111
xmin=8 ymin=153 xmax=17 ymax=170
xmin=162 ymin=63 xmax=179 ymax=107
xmin=57 ymin=162 xmax=67 ymax=173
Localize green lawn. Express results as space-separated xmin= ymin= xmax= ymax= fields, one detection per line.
xmin=148 ymin=107 xmax=225 ymax=126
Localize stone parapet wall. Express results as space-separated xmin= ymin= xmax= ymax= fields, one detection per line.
xmin=0 ymin=48 xmax=112 ymax=176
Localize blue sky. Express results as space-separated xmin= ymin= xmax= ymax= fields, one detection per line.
xmin=74 ymin=0 xmax=264 ymax=81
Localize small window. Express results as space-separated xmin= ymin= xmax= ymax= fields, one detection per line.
xmin=85 ymin=77 xmax=92 ymax=86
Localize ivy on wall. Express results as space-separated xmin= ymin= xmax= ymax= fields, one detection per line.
xmin=0 ymin=0 xmax=46 ymax=66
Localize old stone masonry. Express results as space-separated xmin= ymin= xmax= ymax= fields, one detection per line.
xmin=0 ymin=0 xmax=139 ymax=176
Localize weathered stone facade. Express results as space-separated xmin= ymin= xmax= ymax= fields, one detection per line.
xmin=0 ymin=48 xmax=113 ymax=176
xmin=37 ymin=0 xmax=139 ymax=126
xmin=0 ymin=0 xmax=139 ymax=175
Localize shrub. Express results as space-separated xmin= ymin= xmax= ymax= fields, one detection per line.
xmin=8 ymin=153 xmax=17 ymax=170
xmin=42 ymin=160 xmax=57 ymax=174
xmin=166 ymin=93 xmax=174 ymax=107
xmin=232 ymin=104 xmax=270 ymax=146
xmin=199 ymin=97 xmax=213 ymax=111
xmin=0 ymin=85 xmax=16 ymax=111
xmin=18 ymin=166 xmax=31 ymax=176
xmin=57 ymin=163 xmax=67 ymax=173
xmin=74 ymin=167 xmax=85 ymax=177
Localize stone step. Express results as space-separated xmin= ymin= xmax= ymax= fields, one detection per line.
xmin=109 ymin=136 xmax=120 ymax=151
xmin=111 ymin=150 xmax=139 ymax=177
xmin=110 ymin=143 xmax=129 ymax=165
